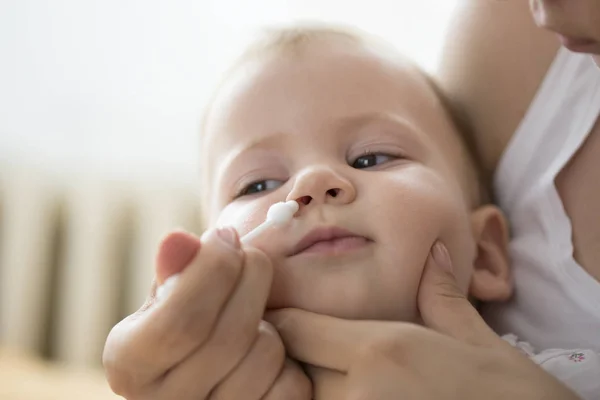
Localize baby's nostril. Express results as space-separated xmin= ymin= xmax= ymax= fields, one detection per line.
xmin=298 ymin=195 xmax=312 ymax=205
xmin=327 ymin=188 xmax=340 ymax=197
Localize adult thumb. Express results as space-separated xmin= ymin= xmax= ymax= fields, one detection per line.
xmin=417 ymin=242 xmax=500 ymax=347
xmin=155 ymin=230 xmax=201 ymax=285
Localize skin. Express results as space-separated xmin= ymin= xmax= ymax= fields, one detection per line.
xmin=101 ymin=35 xmax=520 ymax=400
xmin=530 ymin=0 xmax=600 ymax=61
xmin=104 ymin=229 xmax=312 ymax=400
xmin=103 ymin=1 xmax=599 ymax=398
xmin=203 ymin=40 xmax=510 ymax=322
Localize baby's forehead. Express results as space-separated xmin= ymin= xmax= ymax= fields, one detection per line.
xmin=204 ymin=41 xmax=439 ymax=146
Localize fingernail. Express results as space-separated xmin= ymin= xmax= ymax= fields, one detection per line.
xmin=216 ymin=227 xmax=241 ymax=249
xmin=432 ymin=242 xmax=453 ymax=273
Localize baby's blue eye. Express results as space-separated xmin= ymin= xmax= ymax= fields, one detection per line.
xmin=238 ymin=179 xmax=282 ymax=197
xmin=351 ymin=153 xmax=394 ymax=169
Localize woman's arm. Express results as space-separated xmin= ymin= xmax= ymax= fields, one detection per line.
xmin=436 ymin=0 xmax=559 ymax=181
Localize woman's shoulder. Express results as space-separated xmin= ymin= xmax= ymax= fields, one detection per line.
xmin=435 ymin=0 xmax=560 ymax=183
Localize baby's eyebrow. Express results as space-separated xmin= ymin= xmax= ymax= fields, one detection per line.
xmin=334 ymin=111 xmax=416 ymax=135
xmin=230 ymin=131 xmax=288 ymax=157
xmin=216 ymin=137 xmax=287 ymax=189
xmin=335 ymin=111 xmax=386 ymax=132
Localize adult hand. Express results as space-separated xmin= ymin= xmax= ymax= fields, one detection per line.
xmin=103 ymin=228 xmax=311 ymax=400
xmin=265 ymin=242 xmax=579 ymax=400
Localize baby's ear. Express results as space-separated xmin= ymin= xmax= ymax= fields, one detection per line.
xmin=468 ymin=205 xmax=513 ymax=302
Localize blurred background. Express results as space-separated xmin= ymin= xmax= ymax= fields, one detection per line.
xmin=0 ymin=0 xmax=457 ymax=398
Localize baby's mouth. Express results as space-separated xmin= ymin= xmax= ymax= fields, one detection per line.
xmin=288 ymin=226 xmax=371 ymax=257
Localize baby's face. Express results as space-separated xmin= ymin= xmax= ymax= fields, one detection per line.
xmin=203 ymin=43 xmax=480 ymax=322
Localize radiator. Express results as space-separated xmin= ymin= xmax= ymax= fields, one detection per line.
xmin=0 ymin=163 xmax=203 ymax=368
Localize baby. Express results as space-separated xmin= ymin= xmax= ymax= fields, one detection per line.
xmin=199 ymin=25 xmax=509 ymax=322
xmin=194 ymin=25 xmax=598 ymax=398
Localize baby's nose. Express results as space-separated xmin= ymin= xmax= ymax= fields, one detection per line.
xmin=287 ymin=166 xmax=355 ymax=209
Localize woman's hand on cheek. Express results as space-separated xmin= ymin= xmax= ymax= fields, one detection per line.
xmin=264 ymin=243 xmax=579 ymax=400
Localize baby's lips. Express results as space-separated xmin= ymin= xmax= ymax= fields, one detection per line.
xmin=156 ymin=230 xmax=201 ymax=284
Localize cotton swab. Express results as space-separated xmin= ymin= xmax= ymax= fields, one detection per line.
xmin=155 ymin=200 xmax=299 ymax=302
xmin=240 ymin=200 xmax=299 ymax=244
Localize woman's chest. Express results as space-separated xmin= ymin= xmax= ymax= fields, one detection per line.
xmin=556 ymin=117 xmax=600 ymax=283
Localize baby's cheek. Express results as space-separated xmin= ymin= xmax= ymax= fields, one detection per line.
xmin=215 ymin=202 xmax=289 ymax=258
xmin=214 ymin=202 xmax=268 ymax=234
xmin=400 ymin=178 xmax=475 ymax=294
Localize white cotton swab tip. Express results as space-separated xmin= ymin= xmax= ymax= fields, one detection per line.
xmin=266 ymin=200 xmax=300 ymax=224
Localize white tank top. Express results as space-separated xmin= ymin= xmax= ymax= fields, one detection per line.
xmin=481 ymin=48 xmax=600 ymax=353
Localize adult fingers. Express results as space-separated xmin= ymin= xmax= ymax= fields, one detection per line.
xmin=103 ymin=227 xmax=244 ymax=395
xmin=305 ymin=366 xmax=347 ymax=400
xmin=208 ymin=321 xmax=285 ymax=400
xmin=261 ymin=358 xmax=312 ymax=400
xmin=417 ymin=242 xmax=505 ymax=348
xmin=156 ymin=247 xmax=273 ymax=399
xmin=264 ymin=308 xmax=395 ymax=372
xmin=265 ymin=310 xmax=433 ymax=400
xmin=126 ymin=231 xmax=200 ymax=321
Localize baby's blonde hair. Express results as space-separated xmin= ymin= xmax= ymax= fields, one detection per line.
xmin=198 ymin=24 xmax=487 ymax=229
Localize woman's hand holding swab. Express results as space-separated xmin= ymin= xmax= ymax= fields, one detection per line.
xmin=156 ymin=200 xmax=298 ymax=301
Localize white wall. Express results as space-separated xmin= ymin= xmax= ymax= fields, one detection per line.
xmin=0 ymin=0 xmax=457 ymax=184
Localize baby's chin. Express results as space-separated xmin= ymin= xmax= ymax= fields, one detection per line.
xmin=264 ymin=249 xmax=426 ymax=322
xmin=265 ymin=294 xmax=421 ymax=323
